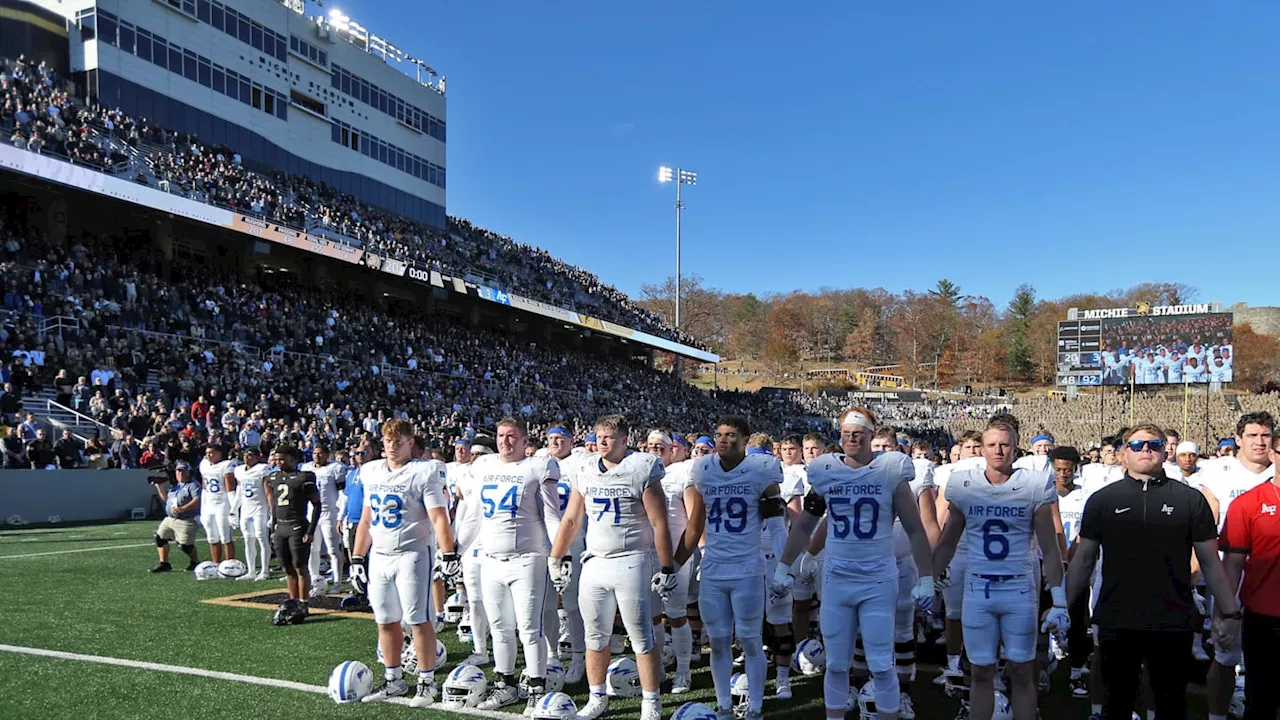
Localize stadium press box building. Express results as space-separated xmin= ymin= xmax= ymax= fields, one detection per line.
xmin=11 ymin=0 xmax=447 ymax=228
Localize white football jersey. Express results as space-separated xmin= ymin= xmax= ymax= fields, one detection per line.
xmin=1013 ymin=454 xmax=1051 ymax=473
xmin=662 ymin=458 xmax=695 ymax=544
xmin=807 ymin=452 xmax=912 ymax=581
xmin=893 ymin=458 xmax=936 ymax=559
xmin=471 ymin=453 xmax=561 ymax=558
xmin=575 ymin=451 xmax=664 ymax=558
xmin=199 ymin=458 xmax=238 ymax=506
xmin=780 ymin=463 xmax=809 ymax=501
xmin=361 ymin=458 xmax=449 ymax=554
xmin=1080 ymin=463 xmax=1124 ymax=498
xmin=692 ymin=453 xmax=782 ymax=581
xmin=938 ymin=456 xmax=985 ymax=552
xmin=452 ymin=462 xmax=484 ymax=553
xmin=1056 ymin=484 xmax=1087 ymax=547
xmin=1199 ymin=457 xmax=1276 ymax=530
xmin=234 ymin=462 xmax=271 ymax=515
xmin=446 ymin=460 xmax=468 ymax=500
xmin=302 ymin=460 xmax=346 ymax=514
xmin=947 ymin=467 xmax=1055 ymax=576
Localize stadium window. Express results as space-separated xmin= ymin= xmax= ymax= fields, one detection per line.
xmin=289 ymin=36 xmax=299 ymax=53
xmin=183 ymin=0 xmax=195 ymax=15
xmin=239 ymin=77 xmax=251 ymax=104
xmin=183 ymin=50 xmax=198 ymax=81
xmin=119 ymin=22 xmax=134 ymax=52
xmin=169 ymin=45 xmax=181 ymax=73
xmin=251 ymin=85 xmax=262 ymax=110
xmin=197 ymin=0 xmax=210 ymax=23
xmin=154 ymin=39 xmax=168 ymax=69
xmin=276 ymin=97 xmax=287 ymax=120
xmin=350 ymin=130 xmax=360 ymax=152
xmin=212 ymin=65 xmax=224 ymax=93
xmin=211 ymin=3 xmax=224 ymax=31
xmin=135 ymin=29 xmax=151 ymax=62
xmin=198 ymin=58 xmax=211 ymax=87
xmin=318 ymin=50 xmax=327 ymax=65
xmin=251 ymin=23 xmax=262 ymax=51
xmin=334 ymin=124 xmax=343 ymax=144
xmin=99 ymin=14 xmax=117 ymax=45
xmin=263 ymin=91 xmax=274 ymax=115
xmin=237 ymin=15 xmax=250 ymax=44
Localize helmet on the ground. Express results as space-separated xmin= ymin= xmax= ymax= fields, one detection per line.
xmin=606 ymin=657 xmax=641 ymax=698
xmin=327 ymin=660 xmax=373 ymax=703
xmin=795 ymin=637 xmax=825 ymax=675
xmin=545 ymin=661 xmax=565 ymax=693
xmin=856 ymin=682 xmax=877 ymax=720
xmin=730 ymin=672 xmax=749 ymax=705
xmin=458 ymin=617 xmax=473 ymax=643
xmin=193 ymin=561 xmax=219 ymax=580
xmin=319 ymin=558 xmax=332 ymax=576
xmin=992 ymin=690 xmax=1013 ymax=720
xmin=217 ymin=559 xmax=248 ymax=578
xmin=672 ymin=702 xmax=718 ymax=720
xmin=530 ymin=691 xmax=577 ymax=719
xmin=441 ymin=663 xmax=487 ymax=708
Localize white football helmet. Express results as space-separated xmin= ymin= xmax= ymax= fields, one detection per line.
xmin=662 ymin=633 xmax=676 ymax=668
xmin=310 ymin=577 xmax=330 ymax=596
xmin=458 ymin=619 xmax=473 ymax=644
xmin=606 ymin=657 xmax=641 ymax=698
xmin=730 ymin=672 xmax=750 ymax=707
xmin=327 ymin=661 xmax=373 ymax=704
xmin=530 ymin=691 xmax=577 ymax=719
xmin=217 ymin=559 xmax=248 ymax=579
xmin=992 ymin=691 xmax=1013 ymax=720
xmin=794 ymin=638 xmax=826 ymax=675
xmin=441 ymin=663 xmax=488 ymax=708
xmin=545 ymin=661 xmax=565 ymax=693
xmin=434 ymin=638 xmax=447 ymax=668
xmin=319 ymin=558 xmax=332 ymax=576
xmin=193 ymin=561 xmax=219 ymax=580
xmin=403 ymin=638 xmax=418 ymax=674
xmin=857 ymin=682 xmax=877 ymax=720
xmin=672 ymin=702 xmax=719 ymax=720
xmin=445 ymin=592 xmax=465 ymax=624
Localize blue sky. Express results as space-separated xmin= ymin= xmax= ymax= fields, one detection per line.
xmin=335 ymin=1 xmax=1280 ymax=310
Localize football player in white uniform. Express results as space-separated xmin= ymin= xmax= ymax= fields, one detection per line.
xmin=1013 ymin=434 xmax=1054 ymax=473
xmin=932 ymin=429 xmax=984 ymax=688
xmin=470 ymin=417 xmax=562 ymax=713
xmin=933 ymin=416 xmax=1066 ymax=720
xmin=302 ymin=443 xmax=346 ymax=594
xmin=676 ymin=416 xmax=784 ymax=720
xmin=198 ymin=444 xmax=238 ymax=564
xmin=773 ymin=409 xmax=935 ymax=720
xmin=768 ymin=434 xmax=809 ymax=700
xmin=234 ymin=446 xmax=272 ymax=580
xmin=789 ymin=432 xmax=828 ymax=643
xmin=1199 ymin=412 xmax=1275 ymax=720
xmin=550 ymin=415 xmax=675 ymax=720
xmin=350 ymin=419 xmax=461 ymax=708
xmin=451 ymin=441 xmax=492 ymax=667
xmin=892 ymin=438 xmax=942 ymax=718
xmin=540 ymin=426 xmax=587 ymax=682
xmin=1047 ymin=446 xmax=1091 ymax=698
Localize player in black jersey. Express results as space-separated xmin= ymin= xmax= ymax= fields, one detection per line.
xmin=267 ymin=445 xmax=321 ymax=605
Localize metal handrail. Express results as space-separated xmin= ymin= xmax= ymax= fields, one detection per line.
xmin=41 ymin=398 xmax=117 ymax=443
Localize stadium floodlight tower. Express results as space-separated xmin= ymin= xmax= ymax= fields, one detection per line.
xmin=658 ymin=166 xmax=697 ymax=336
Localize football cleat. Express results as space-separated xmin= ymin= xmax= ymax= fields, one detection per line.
xmin=564 ymin=656 xmax=585 ymax=685
xmin=672 ymin=670 xmax=693 ymax=694
xmin=477 ymin=680 xmax=520 ymax=710
xmin=774 ymin=679 xmax=791 ymax=700
xmin=148 ymin=562 xmax=172 ymax=573
xmin=464 ymin=652 xmax=491 ymax=667
xmin=1070 ymin=674 xmax=1088 ymax=697
xmin=899 ymin=692 xmax=915 ymax=720
xmin=575 ymin=693 xmax=610 ymax=720
xmin=522 ymin=688 xmax=546 ymax=717
xmin=410 ymin=679 xmax=436 ymax=708
xmin=361 ymin=678 xmax=408 ymax=703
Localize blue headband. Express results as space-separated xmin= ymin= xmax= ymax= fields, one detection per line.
xmin=547 ymin=427 xmax=571 ymax=439
xmin=747 ymin=447 xmax=772 ymax=456
xmin=672 ymin=434 xmax=689 ymax=448
xmin=453 ymin=439 xmax=469 ymax=447
xmin=1219 ymin=439 xmax=1237 ymax=448
xmin=1031 ymin=434 xmax=1053 ymax=445
xmin=584 ymin=433 xmax=597 ymax=443
xmin=695 ymin=436 xmax=714 ymax=447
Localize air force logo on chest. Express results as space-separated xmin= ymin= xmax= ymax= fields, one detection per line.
xmin=1263 ymin=503 xmax=1278 ymax=516
xmin=1161 ymin=504 xmax=1174 ymax=515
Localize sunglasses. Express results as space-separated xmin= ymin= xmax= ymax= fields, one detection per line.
xmin=1127 ymin=439 xmax=1166 ymax=453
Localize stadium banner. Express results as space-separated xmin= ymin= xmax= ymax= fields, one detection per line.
xmin=815 ymin=390 xmax=927 ymax=402
xmin=1057 ymin=307 xmax=1233 ymax=386
xmin=0 ymin=143 xmax=230 ymax=227
xmin=228 ymin=215 xmax=364 ymax=265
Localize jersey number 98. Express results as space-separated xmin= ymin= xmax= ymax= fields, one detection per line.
xmin=369 ymin=493 xmax=404 ymax=529
xmin=829 ymin=497 xmax=878 ymax=540
xmin=707 ymin=497 xmax=748 ymax=533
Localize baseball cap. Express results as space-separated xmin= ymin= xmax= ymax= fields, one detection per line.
xmin=175 ymin=460 xmax=191 ymax=471
xmin=1176 ymin=441 xmax=1199 ymax=456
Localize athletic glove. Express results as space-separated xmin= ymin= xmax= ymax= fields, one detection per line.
xmin=229 ymin=512 xmax=240 ymax=531
xmin=549 ymin=556 xmax=572 ymax=593
xmin=651 ymin=566 xmax=679 ymax=602
xmin=349 ymin=555 xmax=368 ymax=596
xmin=432 ymin=552 xmax=444 ymax=582
xmin=911 ymin=576 xmax=936 ymax=613
xmin=935 ymin=566 xmax=952 ymax=591
xmin=1039 ymin=586 xmax=1070 ymax=639
xmin=769 ymin=560 xmax=795 ymax=601
xmin=794 ymin=552 xmax=817 ymax=587
xmin=439 ymin=552 xmax=461 ymax=585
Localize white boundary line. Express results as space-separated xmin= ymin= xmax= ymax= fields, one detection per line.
xmin=0 ymin=643 xmax=522 ymax=718
xmin=0 ymin=543 xmax=151 ymax=559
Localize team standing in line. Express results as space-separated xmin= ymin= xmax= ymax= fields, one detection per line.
xmin=186 ymin=405 xmax=1280 ymax=719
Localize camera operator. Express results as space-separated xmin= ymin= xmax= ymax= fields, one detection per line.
xmin=149 ymin=460 xmax=202 ymax=573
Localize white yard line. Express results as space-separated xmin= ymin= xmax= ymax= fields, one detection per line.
xmin=0 ymin=643 xmax=523 ymax=718
xmin=0 ymin=543 xmax=151 ymax=559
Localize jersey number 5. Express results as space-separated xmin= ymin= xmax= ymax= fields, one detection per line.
xmin=481 ymin=485 xmax=518 ymax=519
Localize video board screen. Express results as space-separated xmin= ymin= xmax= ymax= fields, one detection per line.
xmin=1057 ymin=312 xmax=1233 ymax=386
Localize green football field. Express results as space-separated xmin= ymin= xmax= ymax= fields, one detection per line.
xmin=0 ymin=521 xmax=1210 ymax=719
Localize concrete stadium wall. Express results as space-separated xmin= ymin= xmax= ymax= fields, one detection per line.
xmin=0 ymin=469 xmax=154 ymax=524
xmin=1231 ymin=304 xmax=1280 ymax=338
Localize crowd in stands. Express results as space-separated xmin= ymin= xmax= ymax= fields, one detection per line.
xmin=0 ymin=56 xmax=702 ymax=350
xmin=0 ymin=219 xmax=810 ymax=470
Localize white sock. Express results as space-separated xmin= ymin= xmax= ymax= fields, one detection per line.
xmin=418 ymin=669 xmax=434 ymax=683
xmin=243 ymin=535 xmax=257 ymax=575
xmin=777 ymin=664 xmax=790 ymax=684
xmin=947 ymin=654 xmax=961 ymax=671
xmin=1070 ymin=667 xmax=1083 ymax=679
xmin=673 ymin=622 xmax=693 ymax=673
xmin=385 ymin=665 xmax=403 ymax=681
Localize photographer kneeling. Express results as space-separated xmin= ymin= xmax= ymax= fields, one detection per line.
xmin=150 ymin=461 xmax=202 ymax=573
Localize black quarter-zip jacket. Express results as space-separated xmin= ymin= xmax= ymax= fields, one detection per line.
xmin=1079 ymin=472 xmax=1218 ymax=631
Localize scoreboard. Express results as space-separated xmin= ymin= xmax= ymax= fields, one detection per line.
xmin=1056 ymin=319 xmax=1103 ymax=387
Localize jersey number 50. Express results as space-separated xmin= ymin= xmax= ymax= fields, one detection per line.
xmin=829 ymin=497 xmax=878 ymax=539
xmin=368 ymin=493 xmax=404 ymax=529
